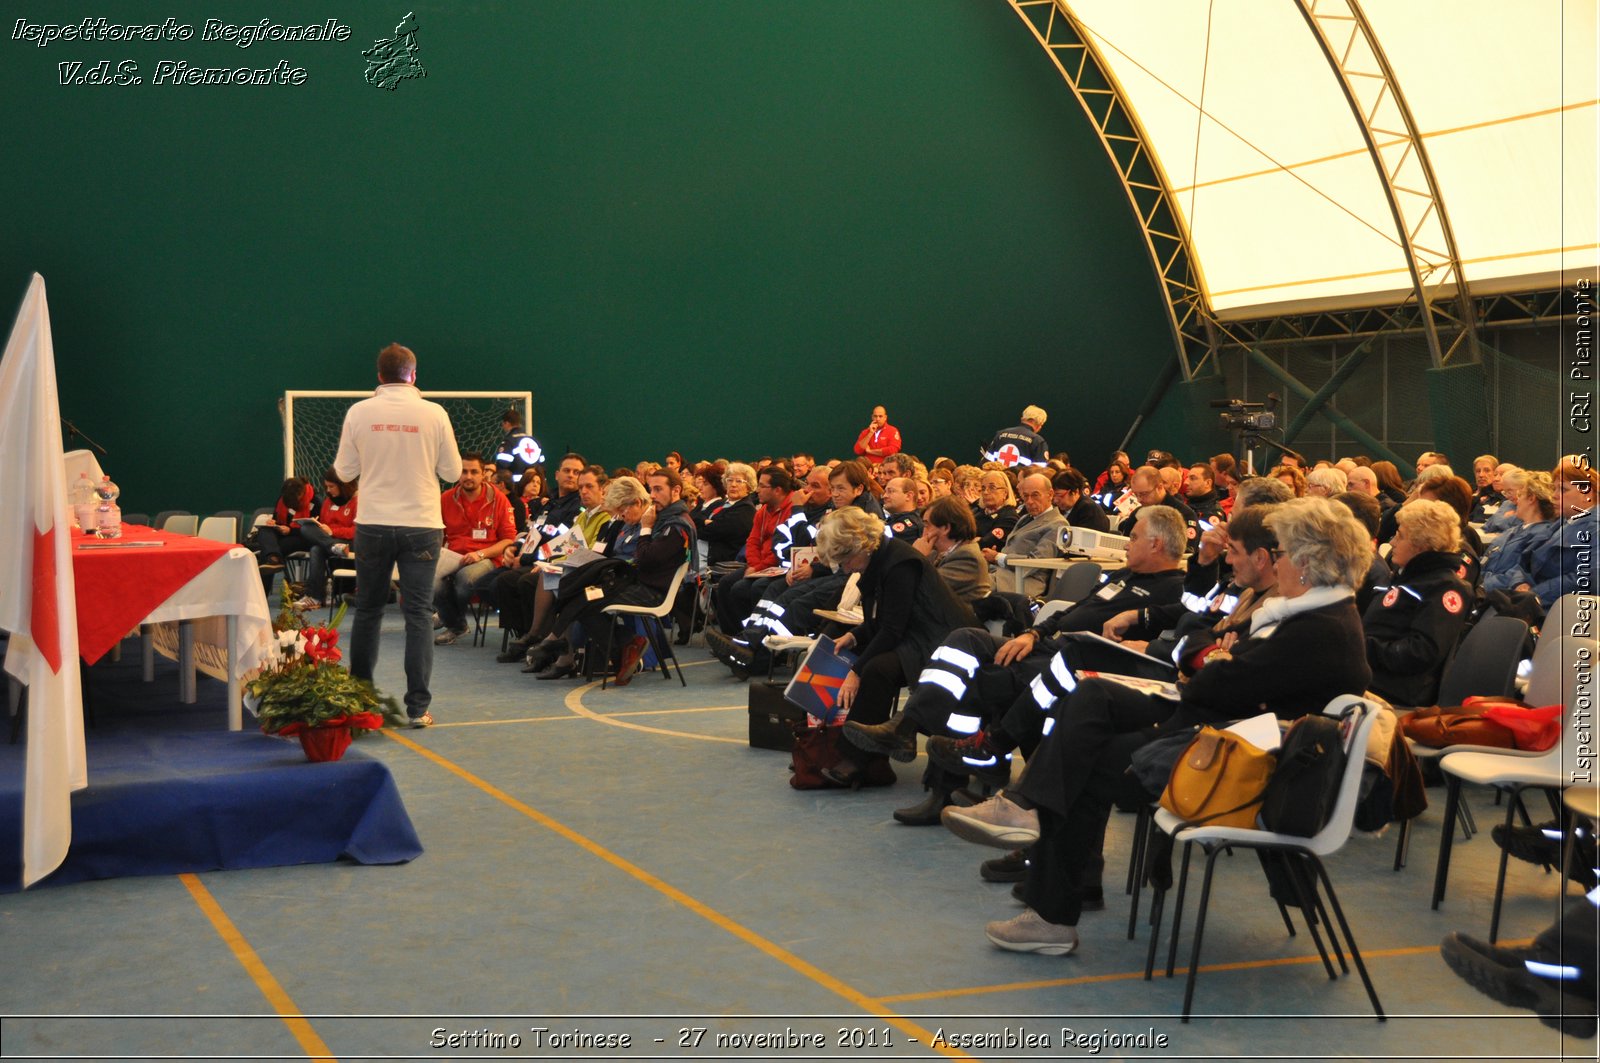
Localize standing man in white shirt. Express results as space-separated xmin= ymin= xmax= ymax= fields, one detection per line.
xmin=334 ymin=343 xmax=462 ymax=727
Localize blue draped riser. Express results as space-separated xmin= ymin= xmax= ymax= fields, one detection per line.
xmin=1 ymin=644 xmax=422 ymax=892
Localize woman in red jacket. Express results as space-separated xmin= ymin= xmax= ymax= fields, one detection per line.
xmin=296 ymin=469 xmax=359 ymax=606
xmin=256 ymin=477 xmax=319 ymax=594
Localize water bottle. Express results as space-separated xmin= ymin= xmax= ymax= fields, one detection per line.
xmin=69 ymin=472 xmax=97 ymax=532
xmin=94 ymin=475 xmax=122 ymax=539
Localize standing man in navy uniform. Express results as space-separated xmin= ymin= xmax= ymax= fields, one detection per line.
xmin=985 ymin=405 xmax=1050 ymax=468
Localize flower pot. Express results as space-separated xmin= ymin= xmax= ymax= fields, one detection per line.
xmin=298 ymin=724 xmax=353 ymax=763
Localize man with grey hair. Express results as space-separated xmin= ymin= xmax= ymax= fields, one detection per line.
xmin=985 ymin=405 xmax=1050 ymax=467
xmin=843 ymin=505 xmax=1186 ymax=821
xmin=990 ymin=471 xmax=1067 ymax=596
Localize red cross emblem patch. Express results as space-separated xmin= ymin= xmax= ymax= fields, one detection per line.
xmin=997 ymin=444 xmax=1021 ymax=467
xmin=1442 ymin=590 xmax=1464 ymax=614
xmin=1383 ymin=587 xmax=1399 ymax=608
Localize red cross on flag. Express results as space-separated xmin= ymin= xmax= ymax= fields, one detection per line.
xmin=0 ymin=274 xmax=87 ymax=888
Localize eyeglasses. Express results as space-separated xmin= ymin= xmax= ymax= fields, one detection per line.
xmin=1267 ymin=547 xmax=1288 ymax=561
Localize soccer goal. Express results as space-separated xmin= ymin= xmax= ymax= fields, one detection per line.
xmin=280 ymin=391 xmax=533 ymax=481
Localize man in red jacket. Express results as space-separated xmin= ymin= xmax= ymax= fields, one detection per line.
xmin=853 ymin=405 xmax=902 ymax=466
xmin=434 ymin=453 xmax=517 ymax=645
xmin=711 ymin=466 xmax=795 ymax=634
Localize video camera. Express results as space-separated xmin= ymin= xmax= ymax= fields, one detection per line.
xmin=1212 ymin=398 xmax=1276 ymax=432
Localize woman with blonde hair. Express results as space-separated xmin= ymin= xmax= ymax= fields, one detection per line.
xmin=815 ymin=507 xmax=975 ymax=789
xmin=1481 ymin=471 xmax=1560 ymax=595
xmin=1363 ymin=498 xmax=1472 ymax=706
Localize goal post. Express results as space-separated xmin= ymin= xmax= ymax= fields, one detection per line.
xmin=281 ymin=390 xmax=534 ymax=481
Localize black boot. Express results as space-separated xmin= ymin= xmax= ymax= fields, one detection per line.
xmin=893 ymin=787 xmax=954 ymax=826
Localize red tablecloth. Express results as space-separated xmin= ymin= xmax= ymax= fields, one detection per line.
xmin=72 ymin=525 xmax=235 ymax=664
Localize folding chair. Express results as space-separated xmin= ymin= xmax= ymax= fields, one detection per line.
xmin=602 ymin=562 xmax=691 ymax=688
xmin=197 ymin=515 xmax=238 ymax=543
xmin=1432 ymin=637 xmax=1598 ymax=941
xmin=1150 ymin=696 xmax=1384 ymax=1022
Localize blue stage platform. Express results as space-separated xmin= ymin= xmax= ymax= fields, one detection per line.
xmin=1 ymin=641 xmax=422 ymax=892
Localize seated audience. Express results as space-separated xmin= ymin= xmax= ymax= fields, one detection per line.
xmin=433 ymin=453 xmax=518 ymax=645
xmin=1306 ymin=466 xmax=1348 ymax=498
xmin=1271 ymin=463 xmax=1307 ymax=498
xmin=939 ymin=497 xmax=1372 ymax=956
xmin=815 ymin=506 xmax=977 ymax=789
xmin=256 ymin=476 xmax=320 ymax=593
xmin=974 ymin=470 xmax=1020 ymax=555
xmin=700 ymin=462 xmax=757 ymax=565
xmin=1183 ymin=463 xmax=1225 ymax=520
xmin=913 ymin=495 xmax=991 ymax=603
xmin=295 ymin=469 xmax=359 ymax=608
xmin=1053 ymin=468 xmax=1110 ymax=532
xmin=1365 ymin=498 xmax=1472 ymax=707
xmin=1480 ymin=471 xmax=1560 ymax=595
xmin=1520 ymin=457 xmax=1599 ymax=610
xmin=991 ymin=472 xmax=1066 ymax=597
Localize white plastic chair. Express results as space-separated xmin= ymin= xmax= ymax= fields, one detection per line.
xmin=602 ymin=561 xmax=690 ymax=688
xmin=161 ymin=513 xmax=199 ymax=536
xmin=1432 ymin=636 xmax=1599 ymax=941
xmin=197 ymin=516 xmax=237 ymax=544
xmin=1151 ymin=696 xmax=1384 ymax=1022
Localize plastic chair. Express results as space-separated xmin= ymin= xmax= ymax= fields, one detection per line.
xmin=120 ymin=512 xmax=151 ymax=528
xmin=209 ymin=509 xmax=248 ymax=543
xmin=1048 ymin=561 xmax=1103 ymax=603
xmin=153 ymin=510 xmax=193 ymax=533
xmin=1432 ymin=637 xmax=1598 ymax=941
xmin=601 ymin=562 xmax=691 ymax=688
xmin=161 ymin=514 xmax=199 ymax=536
xmin=197 ymin=516 xmax=238 ymax=543
xmin=1151 ymin=696 xmax=1384 ymax=1022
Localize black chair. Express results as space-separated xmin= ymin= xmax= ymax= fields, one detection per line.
xmin=1395 ymin=614 xmax=1531 ymax=867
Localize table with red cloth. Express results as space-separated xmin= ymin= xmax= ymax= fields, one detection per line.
xmin=72 ymin=524 xmax=274 ymax=729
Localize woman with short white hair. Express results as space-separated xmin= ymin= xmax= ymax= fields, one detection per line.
xmin=813 ymin=506 xmax=977 ymax=789
xmin=1481 ymin=471 xmax=1560 ymax=595
xmin=1362 ymin=498 xmax=1472 ymax=707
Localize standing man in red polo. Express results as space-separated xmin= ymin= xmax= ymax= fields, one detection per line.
xmin=854 ymin=405 xmax=902 ymax=466
xmin=434 ymin=452 xmax=517 ymax=645
xmin=334 ymin=343 xmax=461 ymax=728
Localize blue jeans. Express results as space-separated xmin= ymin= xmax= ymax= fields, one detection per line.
xmin=435 ymin=556 xmax=498 ymax=632
xmin=349 ymin=525 xmax=443 ymax=719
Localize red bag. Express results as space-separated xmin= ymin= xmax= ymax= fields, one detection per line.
xmin=1480 ymin=704 xmax=1561 ymax=751
xmin=788 ymin=725 xmax=895 ymax=790
xmin=1401 ymin=706 xmax=1515 ymax=749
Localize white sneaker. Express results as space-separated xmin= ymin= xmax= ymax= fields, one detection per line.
xmin=940 ymin=792 xmax=1040 ymax=848
xmin=985 ymin=908 xmax=1079 ymax=955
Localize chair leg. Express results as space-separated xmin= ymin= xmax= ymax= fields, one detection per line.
xmin=651 ymin=616 xmax=686 ymax=687
xmin=1166 ymin=841 xmax=1194 ymax=978
xmin=1275 ymin=900 xmax=1297 ymax=937
xmin=1393 ymin=817 xmax=1411 ymax=871
xmin=1433 ymin=775 xmax=1463 ymax=909
xmin=1489 ymin=788 xmax=1520 ymax=944
xmin=1180 ymin=847 xmax=1224 ymax=1023
xmin=1460 ymin=798 xmax=1478 ymax=839
xmin=1281 ymin=852 xmax=1337 ymax=980
xmin=1144 ymin=865 xmax=1171 ymax=981
xmin=1126 ymin=809 xmax=1149 ymax=941
xmin=1308 ymin=855 xmax=1385 ymax=1020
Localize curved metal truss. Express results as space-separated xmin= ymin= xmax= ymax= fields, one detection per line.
xmin=1007 ymin=0 xmax=1220 ymax=381
xmin=1295 ymin=0 xmax=1481 ymax=367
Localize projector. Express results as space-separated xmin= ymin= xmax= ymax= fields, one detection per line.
xmin=1057 ymin=526 xmax=1130 ymax=562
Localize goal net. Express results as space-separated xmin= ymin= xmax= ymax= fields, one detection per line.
xmin=281 ymin=391 xmax=533 ymax=482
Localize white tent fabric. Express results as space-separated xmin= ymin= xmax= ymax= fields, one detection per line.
xmin=1061 ymin=0 xmax=1598 ymax=320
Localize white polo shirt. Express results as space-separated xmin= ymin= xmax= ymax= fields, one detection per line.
xmin=333 ymin=383 xmax=462 ymax=529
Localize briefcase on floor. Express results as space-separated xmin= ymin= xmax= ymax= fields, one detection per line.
xmin=748 ymin=681 xmax=805 ymax=751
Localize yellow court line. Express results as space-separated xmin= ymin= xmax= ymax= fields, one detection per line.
xmin=563 ymin=678 xmax=749 ymax=745
xmin=432 ymin=704 xmax=746 ymax=729
xmin=179 ymin=873 xmax=336 ymax=1062
xmin=381 ymin=730 xmax=977 ymax=1062
xmin=878 ymin=941 xmax=1529 ymax=1005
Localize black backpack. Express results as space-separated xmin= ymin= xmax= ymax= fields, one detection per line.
xmin=1258 ymin=713 xmax=1348 ymax=836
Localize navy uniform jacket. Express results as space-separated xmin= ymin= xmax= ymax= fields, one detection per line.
xmin=1527 ymin=508 xmax=1598 ymax=608
xmin=975 ymin=503 xmax=1019 ymax=555
xmin=1362 ymin=550 xmax=1472 ymax=707
xmin=1035 ymin=566 xmax=1187 ymax=647
xmin=985 ymin=424 xmax=1049 ymax=466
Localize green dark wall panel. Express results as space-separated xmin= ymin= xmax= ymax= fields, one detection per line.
xmin=2 ymin=1 xmax=1171 ymax=513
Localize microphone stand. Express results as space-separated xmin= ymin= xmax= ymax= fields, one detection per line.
xmin=61 ymin=417 xmax=108 ymax=457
